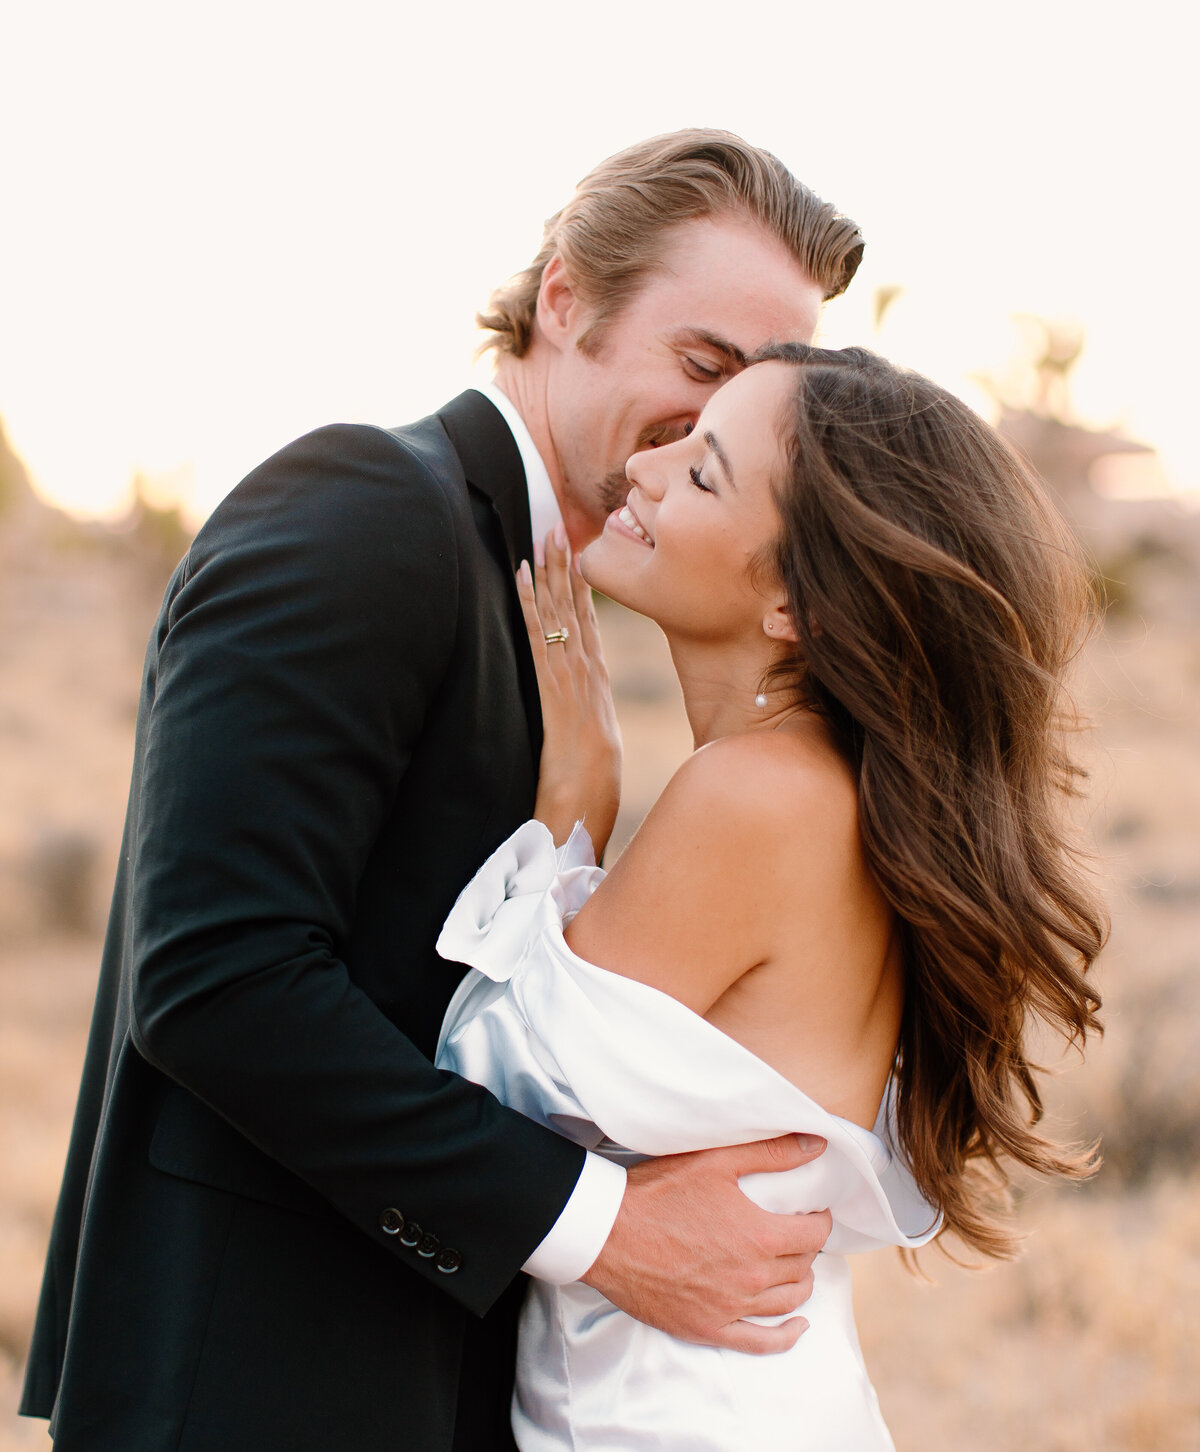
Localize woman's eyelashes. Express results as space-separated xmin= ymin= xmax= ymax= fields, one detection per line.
xmin=688 ymin=465 xmax=713 ymax=493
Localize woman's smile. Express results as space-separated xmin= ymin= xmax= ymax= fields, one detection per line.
xmin=611 ymin=501 xmax=654 ymax=546
xmin=582 ymin=362 xmax=795 ymax=649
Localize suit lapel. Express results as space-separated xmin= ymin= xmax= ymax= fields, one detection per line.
xmin=437 ymin=391 xmax=542 ymax=761
xmin=437 ymin=391 xmax=534 ymax=571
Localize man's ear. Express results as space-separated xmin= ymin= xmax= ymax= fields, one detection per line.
xmin=535 ymin=254 xmax=580 ymax=352
xmin=763 ymin=602 xmax=801 ymax=643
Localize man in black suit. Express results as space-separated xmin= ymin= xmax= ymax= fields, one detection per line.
xmin=21 ymin=131 xmax=865 ymax=1451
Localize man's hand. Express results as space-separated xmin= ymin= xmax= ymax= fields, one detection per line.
xmin=580 ymin=1133 xmax=831 ymax=1355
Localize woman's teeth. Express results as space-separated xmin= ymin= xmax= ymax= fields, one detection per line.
xmin=619 ymin=505 xmax=652 ymax=544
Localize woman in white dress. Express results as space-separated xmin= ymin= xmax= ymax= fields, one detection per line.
xmin=435 ymin=345 xmax=1106 ymax=1450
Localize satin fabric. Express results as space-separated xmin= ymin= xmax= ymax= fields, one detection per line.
xmin=436 ymin=821 xmax=941 ymax=1451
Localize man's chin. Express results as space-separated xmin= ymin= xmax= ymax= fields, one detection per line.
xmin=569 ymin=471 xmax=629 ymax=553
xmin=596 ymin=471 xmax=630 ymax=520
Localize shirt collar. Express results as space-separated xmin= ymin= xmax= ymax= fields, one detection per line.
xmin=471 ymin=382 xmax=563 ymax=549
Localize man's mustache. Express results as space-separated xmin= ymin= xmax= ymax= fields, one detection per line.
xmin=598 ymin=470 xmax=632 ymax=517
xmin=638 ymin=422 xmax=690 ymax=451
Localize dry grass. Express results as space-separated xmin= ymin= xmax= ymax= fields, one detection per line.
xmin=856 ymin=1179 xmax=1200 ymax=1451
xmin=2 ymin=517 xmax=1197 ymax=1450
xmin=0 ymin=940 xmax=95 ymax=1452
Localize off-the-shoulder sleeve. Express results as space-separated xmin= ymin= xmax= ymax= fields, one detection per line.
xmin=437 ymin=821 xmax=942 ymax=1255
xmin=436 ymin=820 xmax=598 ymax=985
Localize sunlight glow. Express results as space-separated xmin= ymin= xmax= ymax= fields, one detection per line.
xmin=3 ymin=1 xmax=1194 ymax=524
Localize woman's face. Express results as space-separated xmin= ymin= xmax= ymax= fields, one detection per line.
xmin=580 ymin=360 xmax=794 ymax=644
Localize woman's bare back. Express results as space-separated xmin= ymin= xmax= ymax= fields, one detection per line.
xmin=565 ymin=718 xmax=902 ymax=1129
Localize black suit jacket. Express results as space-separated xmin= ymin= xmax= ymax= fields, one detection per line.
xmin=20 ymin=392 xmax=587 ymax=1452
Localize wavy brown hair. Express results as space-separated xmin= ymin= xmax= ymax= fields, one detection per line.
xmin=477 ymin=130 xmax=863 ymax=358
xmin=759 ymin=344 xmax=1106 ymax=1258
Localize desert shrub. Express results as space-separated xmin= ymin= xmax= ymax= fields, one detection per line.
xmin=23 ymin=829 xmax=100 ymax=935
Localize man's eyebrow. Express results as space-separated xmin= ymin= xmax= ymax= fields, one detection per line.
xmin=676 ymin=328 xmax=750 ymax=371
xmin=703 ymin=430 xmax=736 ymax=490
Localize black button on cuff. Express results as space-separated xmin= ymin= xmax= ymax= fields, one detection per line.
xmin=417 ymin=1231 xmax=441 ymax=1259
xmin=398 ymin=1221 xmax=422 ymax=1248
xmin=379 ymin=1208 xmax=404 ymax=1236
xmin=435 ymin=1247 xmax=462 ymax=1275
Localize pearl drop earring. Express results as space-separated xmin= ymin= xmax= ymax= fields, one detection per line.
xmin=758 ymin=617 xmax=778 ymax=705
xmin=758 ymin=620 xmax=773 ymax=706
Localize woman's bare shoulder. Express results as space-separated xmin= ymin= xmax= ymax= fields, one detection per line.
xmin=564 ymin=724 xmax=865 ymax=1014
xmin=660 ymin=723 xmax=860 ymax=859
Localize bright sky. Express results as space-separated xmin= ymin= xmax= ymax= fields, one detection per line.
xmin=2 ymin=0 xmax=1195 ymax=522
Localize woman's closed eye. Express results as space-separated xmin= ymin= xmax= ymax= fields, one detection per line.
xmin=688 ymin=465 xmax=713 ymax=493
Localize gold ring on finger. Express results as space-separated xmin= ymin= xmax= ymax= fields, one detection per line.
xmin=543 ymin=629 xmax=569 ymax=646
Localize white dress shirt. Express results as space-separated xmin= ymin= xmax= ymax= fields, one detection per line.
xmin=472 ymin=383 xmax=562 ymax=552
xmin=468 ymin=383 xmax=628 ymax=1284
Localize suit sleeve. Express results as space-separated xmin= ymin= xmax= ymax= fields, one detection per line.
xmin=128 ymin=423 xmax=586 ymax=1317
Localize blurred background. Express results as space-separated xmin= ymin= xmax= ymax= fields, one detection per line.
xmin=2 ymin=2 xmax=1197 ymax=1448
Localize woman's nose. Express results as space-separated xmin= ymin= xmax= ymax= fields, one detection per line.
xmin=626 ymin=448 xmax=664 ymax=500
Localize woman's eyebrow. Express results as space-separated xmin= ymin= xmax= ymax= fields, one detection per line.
xmin=703 ymin=430 xmax=737 ymax=490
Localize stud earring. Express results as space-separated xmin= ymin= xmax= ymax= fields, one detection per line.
xmin=755 ymin=692 xmax=768 ymax=708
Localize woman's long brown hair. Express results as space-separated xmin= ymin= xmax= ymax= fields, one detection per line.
xmin=761 ymin=344 xmax=1106 ymax=1258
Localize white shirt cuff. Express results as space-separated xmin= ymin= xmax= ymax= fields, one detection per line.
xmin=521 ymin=1151 xmax=627 ymax=1285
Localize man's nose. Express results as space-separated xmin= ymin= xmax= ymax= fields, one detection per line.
xmin=637 ymin=413 xmax=697 ymax=452
xmin=652 ymin=418 xmax=696 ymax=449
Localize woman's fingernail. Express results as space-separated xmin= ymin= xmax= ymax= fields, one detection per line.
xmin=553 ymin=522 xmax=568 ymax=551
xmin=795 ymin=1134 xmax=826 ymax=1153
xmin=518 ymin=559 xmax=531 ymax=584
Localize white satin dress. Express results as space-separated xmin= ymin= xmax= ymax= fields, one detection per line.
xmin=435 ymin=821 xmax=941 ymax=1452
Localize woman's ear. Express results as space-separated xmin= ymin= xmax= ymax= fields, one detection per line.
xmin=763 ymin=603 xmax=801 ymax=643
xmin=535 ymin=254 xmax=580 ymax=351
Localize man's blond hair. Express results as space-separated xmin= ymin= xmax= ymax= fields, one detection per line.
xmin=477 ymin=129 xmax=864 ymax=357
